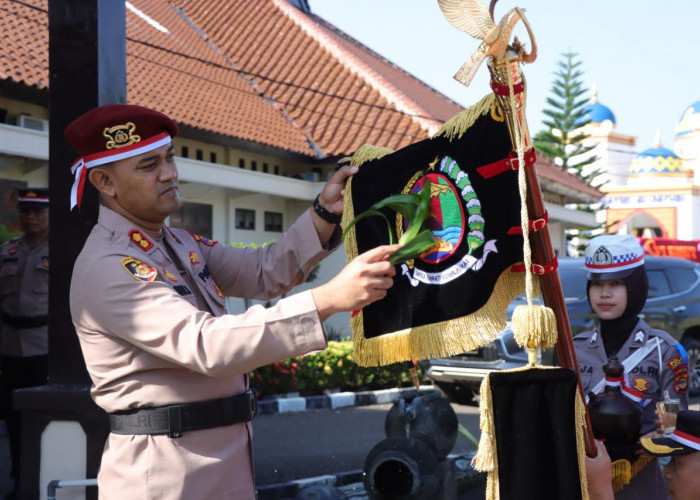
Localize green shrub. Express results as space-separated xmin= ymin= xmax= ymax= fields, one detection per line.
xmin=250 ymin=340 xmax=429 ymax=398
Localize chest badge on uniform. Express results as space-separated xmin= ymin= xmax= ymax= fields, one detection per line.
xmin=163 ymin=269 xmax=178 ymax=282
xmin=8 ymin=245 xmax=17 ymax=256
xmin=189 ymin=251 xmax=201 ymax=265
xmin=121 ymin=257 xmax=157 ymax=282
xmin=190 ymin=232 xmax=218 ymax=246
xmin=129 ymin=230 xmax=153 ymax=251
xmin=631 ymin=377 xmax=649 ymax=392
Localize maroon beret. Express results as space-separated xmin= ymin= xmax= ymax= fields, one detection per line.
xmin=65 ymin=104 xmax=178 ymax=210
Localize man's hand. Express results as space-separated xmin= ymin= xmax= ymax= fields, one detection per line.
xmin=311 ymin=161 xmax=358 ymax=246
xmin=312 ymin=244 xmax=400 ymax=321
xmin=317 ymin=159 xmax=356 ymax=216
xmin=585 ymin=440 xmax=614 ymax=500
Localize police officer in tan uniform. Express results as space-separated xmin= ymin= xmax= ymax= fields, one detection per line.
xmin=0 ymin=188 xmax=49 ymax=496
xmin=65 ymin=104 xmax=398 ymax=500
xmin=574 ymin=234 xmax=689 ymax=499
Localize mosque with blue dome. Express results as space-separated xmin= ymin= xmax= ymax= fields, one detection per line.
xmin=579 ymin=90 xmax=700 ymax=241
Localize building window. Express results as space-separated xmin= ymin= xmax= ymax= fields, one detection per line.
xmin=210 ymin=152 xmax=217 ymax=164
xmin=196 ymin=149 xmax=203 ymax=161
xmin=264 ymin=211 xmax=283 ymax=232
xmin=169 ymin=202 xmax=213 ymax=238
xmin=235 ymin=209 xmax=256 ymax=230
xmin=239 ymin=159 xmax=245 ymax=169
xmin=274 ymin=165 xmax=280 ymax=175
xmin=251 ymin=161 xmax=257 ymax=171
xmin=263 ymin=163 xmax=269 ymax=173
xmin=181 ymin=146 xmax=189 ymax=158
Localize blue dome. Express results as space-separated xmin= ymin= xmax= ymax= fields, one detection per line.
xmin=675 ymin=100 xmax=700 ymax=139
xmin=638 ymin=146 xmax=678 ymax=159
xmin=580 ymin=102 xmax=616 ymax=125
xmin=630 ymin=144 xmax=686 ymax=176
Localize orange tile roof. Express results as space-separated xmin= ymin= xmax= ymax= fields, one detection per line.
xmin=0 ymin=0 xmax=602 ymax=201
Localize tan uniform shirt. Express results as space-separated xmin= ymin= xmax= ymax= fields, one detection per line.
xmin=0 ymin=236 xmax=49 ymax=357
xmin=71 ymin=205 xmax=331 ymax=500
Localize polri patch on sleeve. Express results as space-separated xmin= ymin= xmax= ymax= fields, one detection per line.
xmin=189 ymin=232 xmax=218 ymax=246
xmin=121 ymin=257 xmax=158 ymax=282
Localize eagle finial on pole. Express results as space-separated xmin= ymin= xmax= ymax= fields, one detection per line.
xmin=438 ymin=0 xmax=537 ymax=86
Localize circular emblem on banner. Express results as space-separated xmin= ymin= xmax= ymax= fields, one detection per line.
xmin=408 ymin=173 xmax=464 ymax=264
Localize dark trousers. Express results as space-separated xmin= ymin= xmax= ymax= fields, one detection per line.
xmin=0 ymin=354 xmax=48 ymax=481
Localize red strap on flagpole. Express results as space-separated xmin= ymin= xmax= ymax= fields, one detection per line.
xmin=510 ymin=257 xmax=559 ymax=275
xmin=507 ymin=211 xmax=549 ymax=235
xmin=477 ymin=149 xmax=537 ymax=179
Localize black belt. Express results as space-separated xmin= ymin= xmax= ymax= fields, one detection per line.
xmin=1 ymin=312 xmax=49 ymax=329
xmin=108 ymin=390 xmax=257 ymax=438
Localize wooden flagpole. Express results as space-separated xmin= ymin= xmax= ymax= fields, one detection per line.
xmin=487 ymin=54 xmax=598 ymax=457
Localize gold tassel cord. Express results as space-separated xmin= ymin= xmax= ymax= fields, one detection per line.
xmin=472 ymin=373 xmax=500 ymax=500
xmin=499 ymin=58 xmax=556 ymax=352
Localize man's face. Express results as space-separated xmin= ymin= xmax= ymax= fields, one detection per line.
xmin=18 ymin=206 xmax=48 ymax=238
xmin=104 ymin=143 xmax=180 ymax=226
xmin=663 ymin=452 xmax=700 ymax=500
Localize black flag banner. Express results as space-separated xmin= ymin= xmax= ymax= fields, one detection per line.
xmin=474 ymin=367 xmax=589 ymax=500
xmin=343 ymin=93 xmax=538 ymax=367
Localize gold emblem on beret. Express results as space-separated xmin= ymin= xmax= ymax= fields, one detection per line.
xmin=640 ymin=437 xmax=684 ymax=454
xmin=104 ymin=122 xmax=141 ymax=149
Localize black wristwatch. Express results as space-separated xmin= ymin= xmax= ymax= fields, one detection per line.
xmin=313 ymin=194 xmax=341 ymax=225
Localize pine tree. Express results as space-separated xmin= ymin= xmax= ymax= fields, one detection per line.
xmin=533 ymin=52 xmax=601 ymax=185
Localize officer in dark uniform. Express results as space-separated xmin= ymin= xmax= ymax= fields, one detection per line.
xmin=0 ymin=188 xmax=49 ymax=496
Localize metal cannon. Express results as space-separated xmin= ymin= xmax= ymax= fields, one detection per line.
xmin=363 ymin=391 xmax=459 ymax=500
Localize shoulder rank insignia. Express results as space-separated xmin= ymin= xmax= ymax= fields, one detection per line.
xmin=121 ymin=257 xmax=157 ymax=282
xmin=163 ymin=269 xmax=178 ymax=282
xmin=190 ymin=232 xmax=218 ymax=247
xmin=189 ymin=251 xmax=201 ymax=265
xmin=129 ymin=230 xmax=153 ymax=251
xmin=212 ymin=282 xmax=224 ymax=298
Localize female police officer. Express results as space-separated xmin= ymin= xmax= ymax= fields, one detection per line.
xmin=574 ymin=234 xmax=690 ymax=499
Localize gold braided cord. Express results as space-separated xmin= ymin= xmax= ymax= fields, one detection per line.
xmin=351 ymin=268 xmax=525 ymax=366
xmin=576 ymin=391 xmax=591 ymax=500
xmin=473 ymin=373 xmax=500 ymax=500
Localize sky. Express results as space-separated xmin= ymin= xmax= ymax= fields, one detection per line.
xmin=309 ymin=0 xmax=699 ymax=155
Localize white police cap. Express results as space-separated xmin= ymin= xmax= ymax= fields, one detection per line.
xmin=584 ymin=234 xmax=645 ymax=280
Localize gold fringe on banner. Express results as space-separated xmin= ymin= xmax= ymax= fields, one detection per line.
xmin=435 ymin=93 xmax=496 ymax=141
xmin=611 ymin=455 xmax=654 ymax=494
xmin=349 ymin=268 xmax=524 ymax=366
xmin=350 ymin=144 xmax=396 ymax=167
xmin=473 ymin=366 xmax=591 ymax=500
xmin=576 ymin=391 xmax=591 ymax=500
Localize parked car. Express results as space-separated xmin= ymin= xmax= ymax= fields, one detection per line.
xmin=421 ymin=256 xmax=700 ymax=404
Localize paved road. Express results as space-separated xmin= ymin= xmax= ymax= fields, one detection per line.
xmin=253 ymin=394 xmax=700 ymax=488
xmin=252 ymin=400 xmax=481 ymax=487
